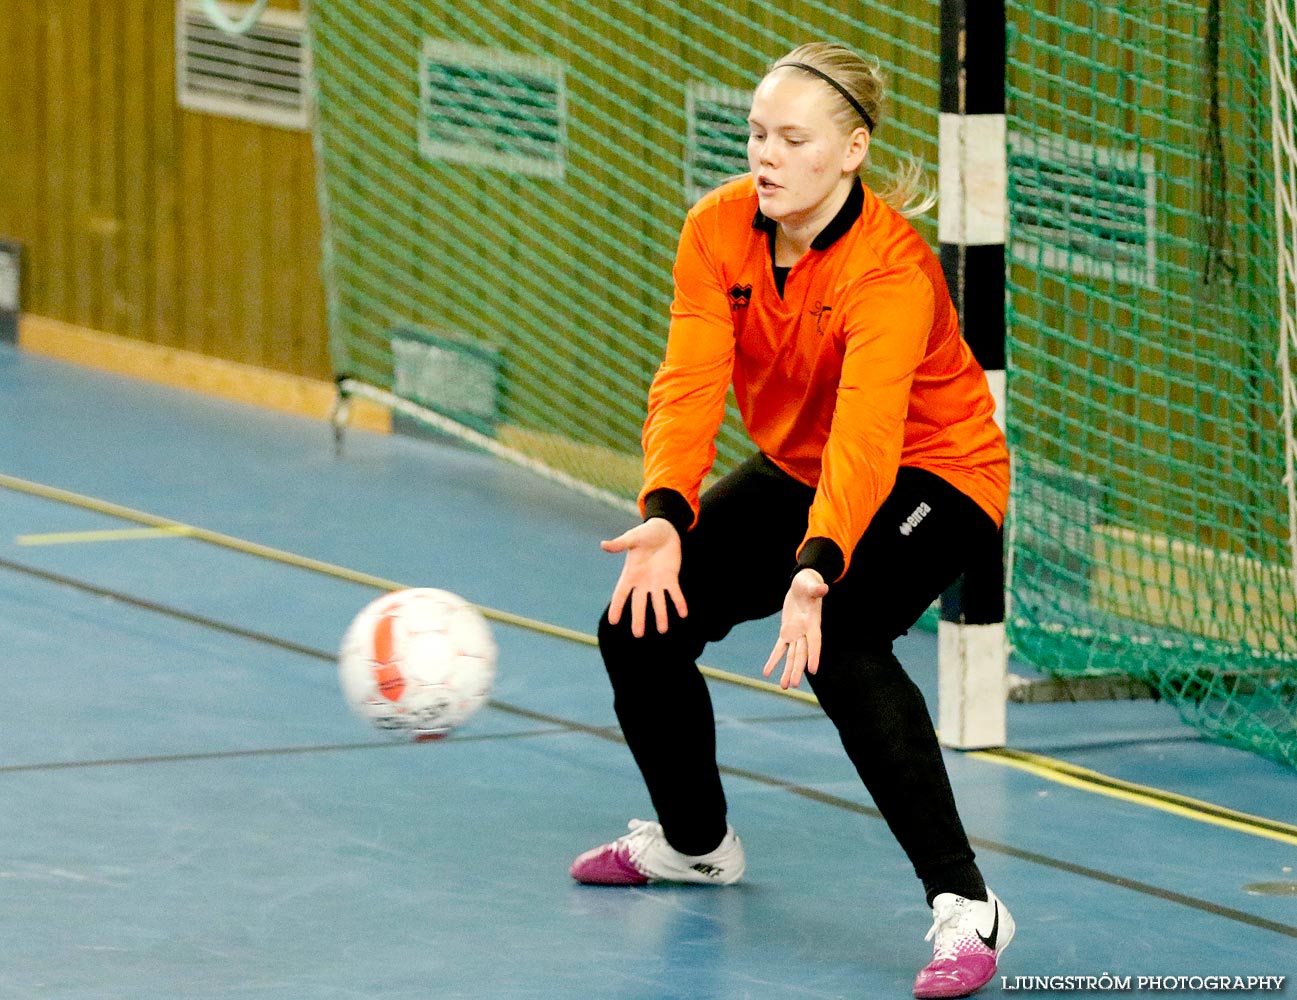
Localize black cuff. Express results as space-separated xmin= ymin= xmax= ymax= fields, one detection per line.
xmin=795 ymin=537 xmax=845 ymax=584
xmin=642 ymin=488 xmax=694 ymax=537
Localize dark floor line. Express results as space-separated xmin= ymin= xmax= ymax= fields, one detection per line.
xmin=3 ymin=554 xmax=1295 ymax=940
xmin=0 ymin=555 xmax=818 ymax=738
xmin=0 ymin=554 xmax=335 ymax=662
xmin=0 ymin=728 xmax=569 ymax=775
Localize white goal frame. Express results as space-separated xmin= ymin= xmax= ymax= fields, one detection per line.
xmin=1265 ymin=0 xmax=1297 ymax=595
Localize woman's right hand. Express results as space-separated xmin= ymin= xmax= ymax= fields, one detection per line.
xmin=601 ymin=518 xmax=688 ymax=637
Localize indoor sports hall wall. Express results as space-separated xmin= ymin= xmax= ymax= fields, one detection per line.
xmin=0 ymin=0 xmax=329 ymax=378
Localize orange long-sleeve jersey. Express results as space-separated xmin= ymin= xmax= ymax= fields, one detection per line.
xmin=639 ymin=176 xmax=1009 ymax=580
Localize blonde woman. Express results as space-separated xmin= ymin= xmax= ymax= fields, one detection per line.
xmin=571 ymin=43 xmax=1014 ymax=999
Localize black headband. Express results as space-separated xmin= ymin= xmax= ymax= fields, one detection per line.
xmin=773 ymin=61 xmax=875 ymax=133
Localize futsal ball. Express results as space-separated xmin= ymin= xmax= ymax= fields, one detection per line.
xmin=338 ymin=588 xmax=497 ymax=741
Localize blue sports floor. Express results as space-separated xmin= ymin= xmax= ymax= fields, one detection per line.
xmin=1 ymin=341 xmax=1294 ymax=999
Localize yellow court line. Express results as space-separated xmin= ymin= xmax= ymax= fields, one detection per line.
xmin=969 ymin=748 xmax=1297 ymax=848
xmin=17 ymin=526 xmax=196 ymax=546
xmin=0 ymin=471 xmax=1290 ymax=843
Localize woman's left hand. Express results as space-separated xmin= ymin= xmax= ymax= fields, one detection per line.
xmin=762 ymin=568 xmax=830 ymax=690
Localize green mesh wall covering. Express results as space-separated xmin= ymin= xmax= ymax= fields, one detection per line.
xmin=309 ymin=0 xmax=939 ymax=501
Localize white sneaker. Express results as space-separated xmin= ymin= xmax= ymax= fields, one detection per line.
xmin=569 ymin=819 xmax=745 ymax=886
xmin=913 ymin=888 xmax=1015 ymax=998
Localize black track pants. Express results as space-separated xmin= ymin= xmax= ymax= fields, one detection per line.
xmin=598 ymin=453 xmax=997 ymax=891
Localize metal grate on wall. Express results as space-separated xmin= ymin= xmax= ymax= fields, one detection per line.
xmin=419 ymin=39 xmax=567 ymax=179
xmin=175 ymin=1 xmax=311 ymax=130
xmin=684 ymin=83 xmax=752 ymax=206
xmin=1009 ymin=132 xmax=1157 ymax=289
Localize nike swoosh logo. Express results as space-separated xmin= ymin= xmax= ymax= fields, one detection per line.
xmin=977 ymin=902 xmax=999 ymax=950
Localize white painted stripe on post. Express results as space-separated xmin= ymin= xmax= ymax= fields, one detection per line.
xmin=984 ymin=367 xmax=1007 ymax=434
xmin=937 ymin=620 xmax=1008 ymax=749
xmin=938 ymin=112 xmax=1008 ymax=246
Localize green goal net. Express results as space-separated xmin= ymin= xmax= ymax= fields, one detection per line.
xmin=1005 ymin=0 xmax=1297 ymax=767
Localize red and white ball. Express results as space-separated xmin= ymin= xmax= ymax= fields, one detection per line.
xmin=338 ymin=588 xmax=496 ymax=741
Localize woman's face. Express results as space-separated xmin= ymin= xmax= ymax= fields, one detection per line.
xmin=746 ymin=70 xmax=867 ymax=230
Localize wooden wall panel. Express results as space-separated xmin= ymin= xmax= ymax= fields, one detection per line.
xmin=0 ymin=0 xmax=329 ymax=379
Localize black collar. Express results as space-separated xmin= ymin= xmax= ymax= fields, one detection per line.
xmin=752 ymin=179 xmax=864 ymax=253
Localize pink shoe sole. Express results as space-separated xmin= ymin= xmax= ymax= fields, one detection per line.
xmin=569 ymin=842 xmax=649 ymax=885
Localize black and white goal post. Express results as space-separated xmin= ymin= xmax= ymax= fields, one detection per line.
xmin=936 ymin=0 xmax=1009 ymax=749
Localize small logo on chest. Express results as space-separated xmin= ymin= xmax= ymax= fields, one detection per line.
xmin=728 ymin=284 xmax=752 ymax=310
xmin=809 ymin=300 xmax=833 ymax=334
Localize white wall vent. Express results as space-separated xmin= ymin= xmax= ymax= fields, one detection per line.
xmin=1009 ymin=132 xmax=1157 ymax=288
xmin=419 ymin=39 xmax=566 ymax=180
xmin=176 ymin=1 xmax=311 ymax=131
xmin=685 ymin=83 xmax=752 ymax=205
